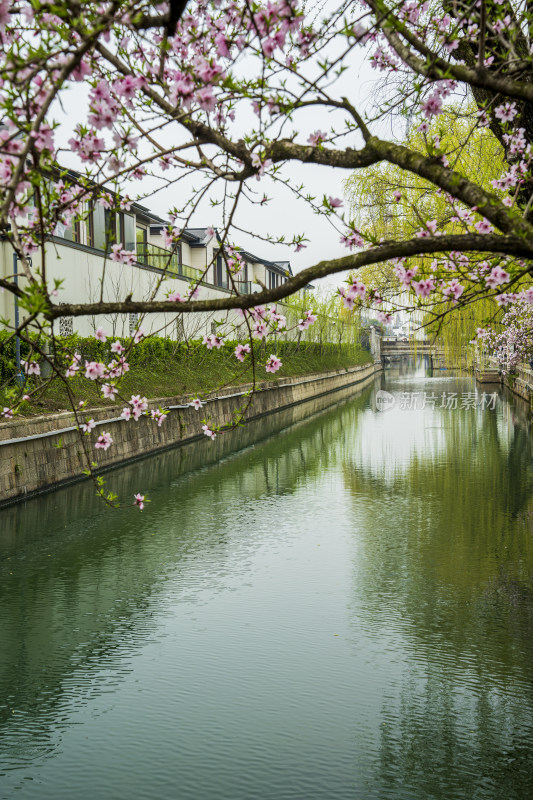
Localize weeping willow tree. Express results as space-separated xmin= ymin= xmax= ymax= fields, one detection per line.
xmin=344 ymin=104 xmax=508 ymax=361
xmin=282 ymin=291 xmax=363 ymax=349
xmin=423 ymin=297 xmax=496 ymax=367
xmin=346 ymin=106 xmax=504 ymax=230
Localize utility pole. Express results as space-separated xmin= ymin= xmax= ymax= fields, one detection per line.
xmin=12 ymin=252 xmax=27 ymax=386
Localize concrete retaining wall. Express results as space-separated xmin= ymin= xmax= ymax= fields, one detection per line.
xmin=478 ymin=357 xmax=533 ymax=409
xmin=0 ymin=362 xmax=380 ymax=507
xmin=502 ymin=364 xmax=533 ymax=407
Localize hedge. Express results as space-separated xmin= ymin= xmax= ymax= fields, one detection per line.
xmin=0 ymin=330 xmax=367 ymax=384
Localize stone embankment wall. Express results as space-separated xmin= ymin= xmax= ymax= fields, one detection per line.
xmin=476 ymin=358 xmax=533 ymax=410
xmin=0 ymin=362 xmax=380 ymax=507
xmin=502 ymin=364 xmax=533 ymax=407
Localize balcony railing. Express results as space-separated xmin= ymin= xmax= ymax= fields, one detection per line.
xmin=136 ymin=242 xmax=200 ymax=280
xmin=136 ymin=243 xmax=253 ymax=293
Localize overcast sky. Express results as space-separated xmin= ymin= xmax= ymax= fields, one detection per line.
xmin=55 ymin=32 xmax=389 ymax=294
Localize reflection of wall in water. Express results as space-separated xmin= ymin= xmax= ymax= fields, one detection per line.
xmin=383 ymin=355 xmax=429 ymax=379
xmin=0 ymin=372 xmax=378 ymax=552
xmin=0 ymin=375 xmax=377 ymax=758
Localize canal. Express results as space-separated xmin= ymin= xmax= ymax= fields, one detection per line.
xmin=1 ymin=361 xmax=532 ymax=799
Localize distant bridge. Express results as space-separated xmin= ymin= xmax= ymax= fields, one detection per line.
xmin=381 ymin=339 xmax=443 ymax=359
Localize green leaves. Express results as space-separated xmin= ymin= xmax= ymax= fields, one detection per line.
xmin=18 ymin=284 xmax=50 ymax=316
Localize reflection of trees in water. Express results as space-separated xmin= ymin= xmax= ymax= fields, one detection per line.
xmin=376 ymin=661 xmax=533 ymax=800
xmin=345 ymin=404 xmax=533 ymax=632
xmin=0 ymin=377 xmax=375 ymax=764
xmin=342 ymin=392 xmax=533 ymax=800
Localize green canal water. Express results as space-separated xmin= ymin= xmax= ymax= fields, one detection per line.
xmin=1 ymin=361 xmax=533 ymax=800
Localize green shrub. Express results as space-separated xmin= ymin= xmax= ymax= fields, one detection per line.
xmin=1 ymin=330 xmax=371 ymax=412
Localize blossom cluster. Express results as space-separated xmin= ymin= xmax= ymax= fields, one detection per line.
xmin=476 ymin=301 xmax=533 ymax=374
xmin=2 ymin=0 xmax=533 ymax=512
xmin=200 ymin=303 xmax=316 ymax=374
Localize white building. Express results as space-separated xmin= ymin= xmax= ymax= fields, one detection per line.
xmin=0 ymin=191 xmax=300 ymax=342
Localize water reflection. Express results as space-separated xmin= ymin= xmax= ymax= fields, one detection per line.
xmin=0 ymin=362 xmax=532 ymax=800
xmin=0 ymin=376 xmax=376 ymax=772
xmin=345 ymin=365 xmax=533 ymax=798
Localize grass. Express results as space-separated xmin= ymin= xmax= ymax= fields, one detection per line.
xmin=4 ymin=343 xmax=373 ymax=416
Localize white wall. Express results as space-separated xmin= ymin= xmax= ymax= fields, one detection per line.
xmin=0 ymin=239 xmax=243 ymax=342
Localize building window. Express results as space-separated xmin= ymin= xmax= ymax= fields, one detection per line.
xmin=239 ymin=262 xmax=248 ymax=283
xmin=118 ymin=212 xmax=125 ymax=247
xmin=92 ymin=203 xmax=107 ymax=250
xmin=104 ymin=209 xmax=117 ymax=250
xmin=268 ymin=270 xmax=279 ymax=289
xmin=60 ymin=218 xmax=82 ymax=243
xmin=123 ymin=214 xmax=135 ymax=250
xmin=136 ymin=226 xmax=147 ymax=263
xmin=212 ymin=252 xmax=230 ymax=288
xmin=215 ymin=253 xmax=224 ymax=287
xmin=86 ymin=204 xmax=95 ymax=248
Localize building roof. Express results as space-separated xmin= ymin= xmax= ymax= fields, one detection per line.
xmin=184 ymin=227 xmax=213 ymax=244
xmin=148 ymin=223 xmax=206 ymax=245
xmin=149 ymin=224 xmax=295 ymax=274
xmin=272 ymin=260 xmax=293 ymax=277
xmin=237 ymin=251 xmax=293 ymax=277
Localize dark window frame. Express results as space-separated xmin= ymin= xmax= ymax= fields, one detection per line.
xmin=72 ymin=219 xmax=81 ymax=243
xmin=136 ymin=225 xmax=148 ymax=263
xmin=86 ymin=204 xmax=95 ymax=248
xmin=118 ymin=212 xmax=125 ymax=247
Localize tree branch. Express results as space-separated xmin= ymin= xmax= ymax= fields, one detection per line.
xmin=44 ymin=233 xmax=533 ymax=320
xmin=368 ymin=0 xmax=533 ymax=103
